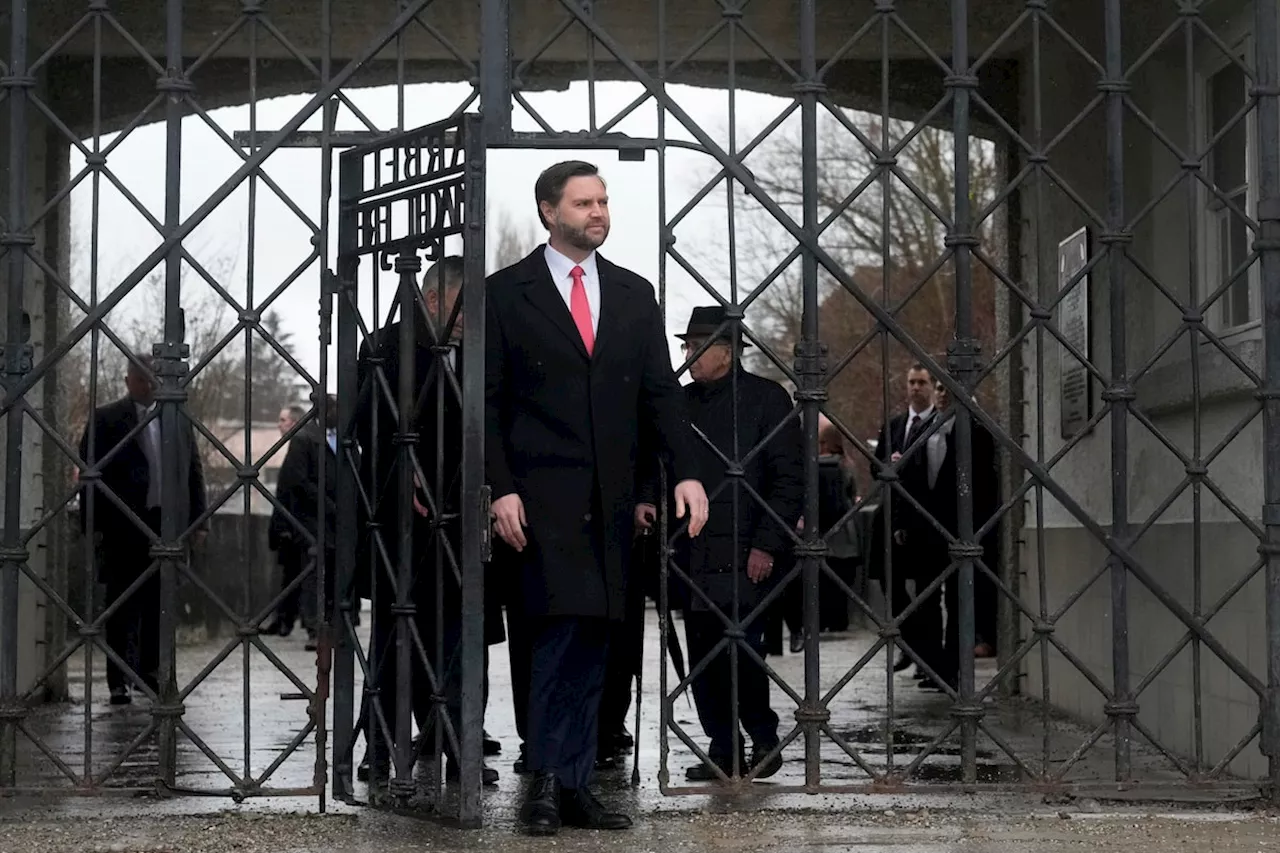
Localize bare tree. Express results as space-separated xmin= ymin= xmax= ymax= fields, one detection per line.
xmin=489 ymin=209 xmax=541 ymax=272
xmin=698 ymin=113 xmax=1003 ymax=481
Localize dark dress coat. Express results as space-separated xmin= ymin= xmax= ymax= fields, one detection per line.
xmin=867 ymin=409 xmax=935 ymax=583
xmin=484 ymin=246 xmax=700 ymax=622
xmin=78 ymin=397 xmax=207 ymax=578
xmin=274 ymin=423 xmax=338 ymax=548
xmin=356 ymin=318 xmax=505 ymax=645
xmin=918 ymin=412 xmax=1001 ymax=578
xmin=640 ymin=368 xmax=804 ymax=614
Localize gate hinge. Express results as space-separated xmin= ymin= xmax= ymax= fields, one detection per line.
xmin=479 ymin=485 xmax=492 ymax=563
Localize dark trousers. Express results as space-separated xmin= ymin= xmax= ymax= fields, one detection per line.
xmin=526 ymin=616 xmax=610 ymax=789
xmin=506 ymin=602 xmax=532 ymax=747
xmin=275 ymin=541 xmax=319 ymax=633
xmin=888 ymin=543 xmax=932 ymax=663
xmin=102 ymin=508 xmax=162 ymax=694
xmin=104 ymin=567 xmax=160 ymax=693
xmin=684 ymin=611 xmax=779 ymax=762
xmin=914 ymin=566 xmax=959 ymax=684
xmin=975 ymin=544 xmax=1000 ymax=651
xmin=413 ymin=604 xmax=491 ymax=761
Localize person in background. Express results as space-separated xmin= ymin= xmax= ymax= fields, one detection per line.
xmin=78 ymin=354 xmax=207 ymax=705
xmin=274 ymin=394 xmax=339 ymax=652
xmin=869 ymin=363 xmax=936 ymax=676
xmin=267 ymin=403 xmax=308 ymax=637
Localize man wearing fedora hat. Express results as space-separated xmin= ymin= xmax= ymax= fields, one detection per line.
xmin=637 ymin=304 xmax=803 ymax=782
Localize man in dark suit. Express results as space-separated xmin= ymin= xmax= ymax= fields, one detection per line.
xmin=274 ymin=394 xmax=340 ymax=652
xmin=78 ymin=354 xmax=207 ymax=705
xmin=917 ymin=379 xmax=1000 ymax=690
xmin=354 ymin=256 xmax=503 ymax=786
xmin=486 ymin=160 xmax=708 ymax=835
xmin=869 ymin=363 xmax=936 ymax=676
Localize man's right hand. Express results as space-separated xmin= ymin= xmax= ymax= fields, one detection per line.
xmin=635 ymin=502 xmax=657 ymax=530
xmin=491 ymin=492 xmax=528 ymax=552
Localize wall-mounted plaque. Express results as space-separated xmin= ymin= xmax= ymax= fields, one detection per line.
xmin=1058 ymin=227 xmax=1092 ymax=439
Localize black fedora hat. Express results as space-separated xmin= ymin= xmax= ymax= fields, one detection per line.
xmin=675 ymin=305 xmax=752 ymax=347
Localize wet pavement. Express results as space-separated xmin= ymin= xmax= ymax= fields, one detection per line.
xmin=2 ymin=608 xmax=1272 ymax=850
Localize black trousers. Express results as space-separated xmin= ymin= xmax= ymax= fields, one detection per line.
xmin=505 ymin=601 xmax=532 ymax=748
xmin=526 ymin=616 xmax=610 ymax=789
xmin=275 ymin=541 xmax=320 ymax=633
xmin=684 ymin=611 xmax=779 ymax=763
xmin=914 ymin=565 xmax=959 ymax=685
xmin=102 ymin=508 xmax=162 ymax=694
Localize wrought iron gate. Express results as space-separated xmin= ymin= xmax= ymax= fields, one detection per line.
xmin=330 ymin=113 xmax=488 ymax=825
xmin=0 ymin=0 xmax=1278 ymax=817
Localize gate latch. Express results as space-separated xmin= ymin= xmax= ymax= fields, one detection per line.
xmin=479 ymin=485 xmax=492 ymax=563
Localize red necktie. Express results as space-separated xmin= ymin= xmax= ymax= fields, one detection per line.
xmin=570 ymin=265 xmax=595 ymax=355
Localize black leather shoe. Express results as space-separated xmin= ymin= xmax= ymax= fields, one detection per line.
xmin=790 ymin=631 xmax=806 ymax=654
xmin=749 ymin=741 xmax=783 ymax=779
xmin=513 ymin=744 xmax=529 ymax=775
xmin=483 ymin=731 xmax=501 ymax=757
xmin=893 ymin=655 xmax=914 ymax=673
xmin=684 ymin=754 xmax=741 ymax=782
xmin=520 ymin=772 xmax=561 ymax=836
xmin=109 ymin=686 xmax=131 ymax=705
xmin=560 ymin=787 xmax=632 ymax=830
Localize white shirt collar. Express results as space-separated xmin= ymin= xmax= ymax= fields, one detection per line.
xmin=543 ymin=242 xmax=598 ymax=283
xmin=908 ymin=404 xmax=934 ymax=421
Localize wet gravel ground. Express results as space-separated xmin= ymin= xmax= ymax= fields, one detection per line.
xmin=2 ymin=806 xmax=1280 ymax=853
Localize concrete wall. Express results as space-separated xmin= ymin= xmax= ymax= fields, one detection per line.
xmin=1015 ymin=0 xmax=1269 ymax=779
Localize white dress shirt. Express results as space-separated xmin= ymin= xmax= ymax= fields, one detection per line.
xmin=543 ymin=243 xmax=600 ymax=335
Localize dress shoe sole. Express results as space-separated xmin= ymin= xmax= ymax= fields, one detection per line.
xmin=524 ymin=823 xmax=559 ymax=837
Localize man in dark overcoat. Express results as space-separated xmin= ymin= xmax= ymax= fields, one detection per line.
xmin=915 ymin=379 xmax=1000 ymax=690
xmin=273 ymin=394 xmax=339 ymax=651
xmin=485 ymin=160 xmax=708 ymax=835
xmin=637 ymin=305 xmax=803 ymax=781
xmin=353 ymin=256 xmax=504 ymax=785
xmin=78 ymin=354 xmax=206 ymax=705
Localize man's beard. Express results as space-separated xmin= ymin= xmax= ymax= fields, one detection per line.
xmin=557 ymin=220 xmax=608 ymax=252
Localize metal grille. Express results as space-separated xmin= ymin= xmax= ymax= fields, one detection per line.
xmin=0 ymin=0 xmax=1277 ymax=818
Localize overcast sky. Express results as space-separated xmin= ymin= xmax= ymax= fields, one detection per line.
xmin=69 ymin=80 xmax=803 ymax=397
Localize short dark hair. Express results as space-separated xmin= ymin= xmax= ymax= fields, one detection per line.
xmin=286 ymin=404 xmax=306 ymax=422
xmin=907 ymin=362 xmax=932 ymax=380
xmin=534 ymin=160 xmax=603 ymax=230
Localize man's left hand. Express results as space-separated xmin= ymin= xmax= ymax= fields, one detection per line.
xmin=673 ymin=479 xmax=709 ymax=537
xmin=747 ymin=548 xmax=774 ymax=584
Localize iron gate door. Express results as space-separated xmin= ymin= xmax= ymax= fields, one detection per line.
xmin=330 ymin=113 xmax=489 ymax=827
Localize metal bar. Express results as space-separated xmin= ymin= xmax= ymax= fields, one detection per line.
xmin=332 ymin=151 xmax=361 ymax=800
xmin=458 ymin=111 xmax=487 ymax=828
xmin=391 ymin=253 xmax=419 ymax=804
xmin=480 ymin=0 xmax=511 ymax=142
xmin=0 ymin=0 xmax=439 ymax=415
xmin=949 ymin=0 xmax=980 ymax=784
xmin=1255 ymin=0 xmax=1280 ymax=801
xmin=153 ymin=0 xmax=188 ymax=788
xmin=0 ymin=0 xmax=31 ymax=790
xmin=797 ymin=0 xmax=824 ymax=789
xmin=1102 ymin=0 xmax=1133 ymax=783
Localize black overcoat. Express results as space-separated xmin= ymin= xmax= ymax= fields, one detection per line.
xmin=640 ymin=368 xmax=804 ymax=614
xmin=78 ymin=396 xmax=207 ymax=578
xmin=867 ymin=409 xmax=935 ymax=582
xmin=484 ymin=246 xmax=700 ymax=621
xmin=355 ymin=319 xmax=505 ymax=645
